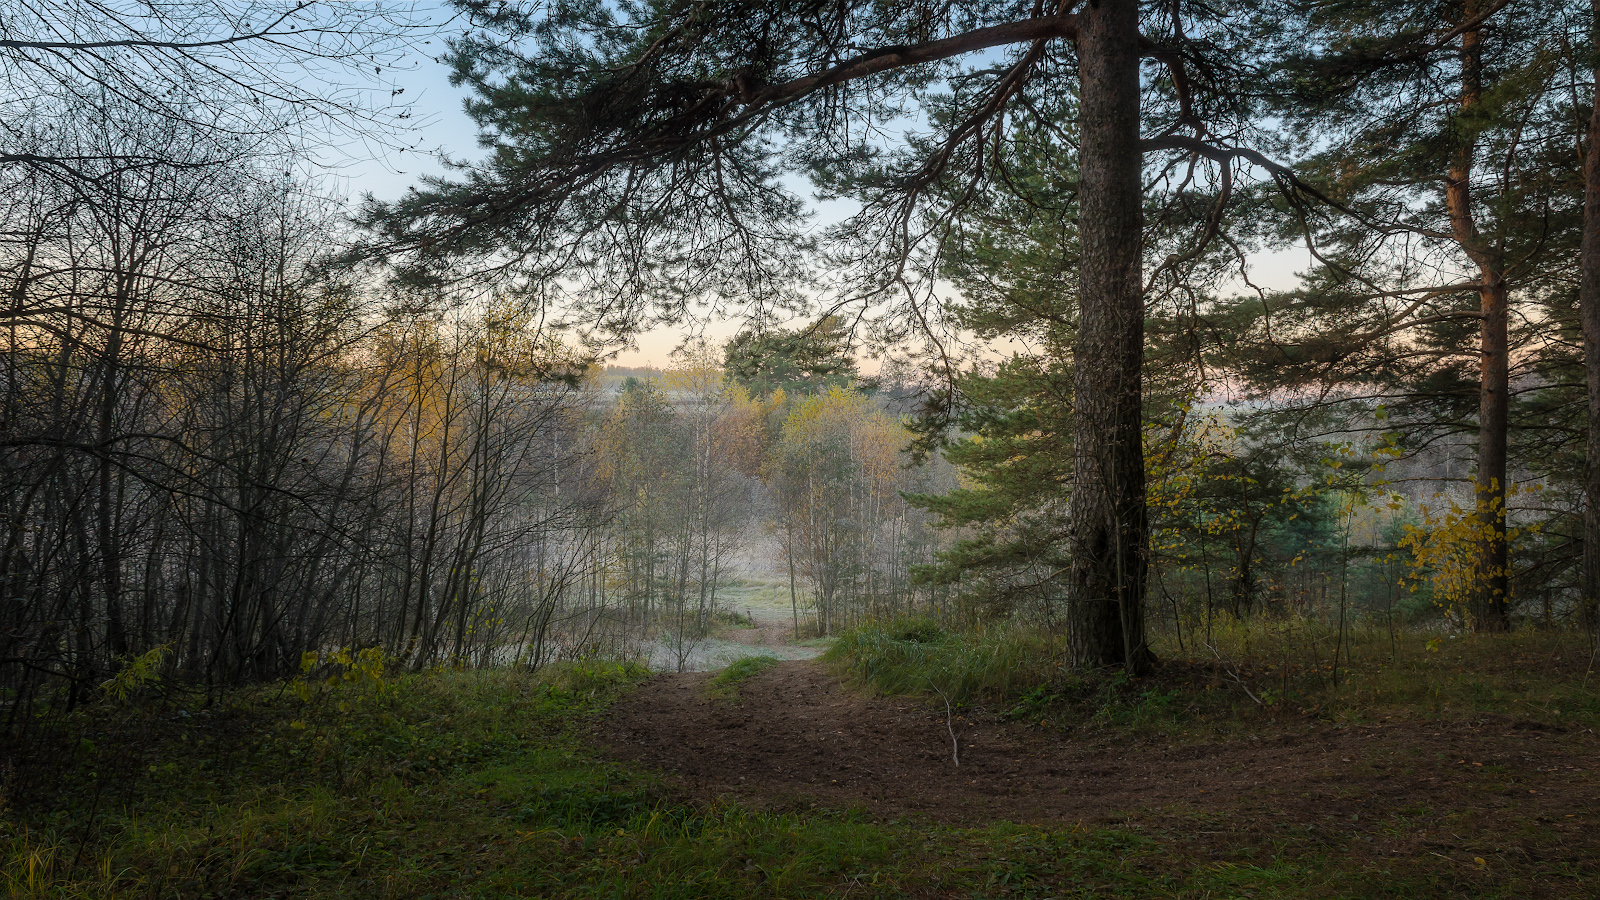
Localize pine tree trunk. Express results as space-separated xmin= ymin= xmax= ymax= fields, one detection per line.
xmin=1476 ymin=280 xmax=1510 ymax=630
xmin=1446 ymin=10 xmax=1510 ymax=631
xmin=1582 ymin=0 xmax=1600 ymax=632
xmin=1068 ymin=0 xmax=1152 ymax=673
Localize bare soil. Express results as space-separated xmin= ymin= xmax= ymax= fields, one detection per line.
xmin=598 ymin=660 xmax=1599 ymax=869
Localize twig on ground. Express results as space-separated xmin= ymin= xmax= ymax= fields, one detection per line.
xmin=1205 ymin=640 xmax=1265 ymax=707
xmin=928 ymin=678 xmax=960 ymax=767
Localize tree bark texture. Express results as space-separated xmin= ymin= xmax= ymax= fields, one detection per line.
xmin=1069 ymin=0 xmax=1152 ymax=673
xmin=1582 ymin=0 xmax=1600 ymax=632
xmin=1475 ymin=279 xmax=1510 ymax=630
xmin=1446 ymin=9 xmax=1510 ymax=631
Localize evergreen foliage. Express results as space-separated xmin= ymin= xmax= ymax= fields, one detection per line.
xmin=1214 ymin=0 xmax=1592 ymax=627
xmin=723 ymin=316 xmax=861 ymax=399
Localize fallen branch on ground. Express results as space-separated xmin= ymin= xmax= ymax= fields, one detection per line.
xmin=928 ymin=678 xmax=960 ymax=767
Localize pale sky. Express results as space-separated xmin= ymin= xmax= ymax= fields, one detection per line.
xmin=333 ymin=23 xmax=1308 ymax=372
xmin=331 ymin=36 xmax=747 ymax=368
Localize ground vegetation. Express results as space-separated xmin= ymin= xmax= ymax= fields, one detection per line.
xmin=4 ymin=1 xmax=1600 ymax=895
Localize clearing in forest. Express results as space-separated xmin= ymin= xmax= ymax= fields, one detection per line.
xmin=601 ymin=657 xmax=1599 ymax=875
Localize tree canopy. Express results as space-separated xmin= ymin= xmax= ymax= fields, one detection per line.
xmin=354 ymin=0 xmax=1320 ymax=672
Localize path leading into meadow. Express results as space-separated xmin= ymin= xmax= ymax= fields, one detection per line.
xmin=639 ymin=584 xmax=821 ymax=672
xmin=716 ymin=609 xmax=819 ymax=659
xmin=641 ymin=550 xmax=824 ymax=671
xmin=598 ymin=659 xmax=1598 ymax=869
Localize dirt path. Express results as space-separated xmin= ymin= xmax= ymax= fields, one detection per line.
xmin=641 ymin=576 xmax=822 ymax=671
xmin=598 ymin=660 xmax=1600 ymax=847
xmin=718 ymin=575 xmax=820 ymax=660
xmin=717 ymin=617 xmax=815 ymax=657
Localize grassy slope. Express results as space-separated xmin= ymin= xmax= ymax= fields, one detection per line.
xmin=3 ymin=627 xmax=1597 ymax=899
xmin=828 ymin=618 xmax=1600 ymax=735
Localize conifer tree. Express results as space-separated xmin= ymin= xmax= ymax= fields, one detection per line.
xmin=1582 ymin=0 xmax=1600 ymax=630
xmin=359 ymin=0 xmax=1280 ymax=672
xmin=1230 ymin=0 xmax=1585 ymax=629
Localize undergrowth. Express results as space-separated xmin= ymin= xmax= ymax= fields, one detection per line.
xmin=2 ymin=631 xmax=1596 ymax=898
xmin=822 ymin=618 xmax=1059 ymax=702
xmin=826 ymin=616 xmax=1600 ymax=737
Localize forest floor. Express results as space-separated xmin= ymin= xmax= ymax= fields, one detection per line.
xmin=5 ymin=629 xmax=1599 ymax=899
xmin=601 ymin=659 xmax=1600 ymax=829
xmin=595 ymin=624 xmax=1600 ymax=896
xmin=601 ymin=659 xmax=1599 ymax=888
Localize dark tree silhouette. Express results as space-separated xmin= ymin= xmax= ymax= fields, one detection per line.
xmin=0 ymin=0 xmax=438 ymax=183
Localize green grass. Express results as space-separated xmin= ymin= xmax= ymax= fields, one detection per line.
xmin=713 ymin=579 xmax=796 ymax=614
xmin=0 ymin=660 xmax=942 ymax=899
xmin=712 ymin=578 xmax=810 ymax=636
xmin=708 ymin=655 xmax=783 ymax=699
xmin=825 ymin=615 xmax=1600 ymax=737
xmin=1169 ymin=617 xmax=1600 ymax=734
xmin=3 ymin=629 xmax=1596 ymax=898
xmin=822 ymin=617 xmax=1063 ymax=703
